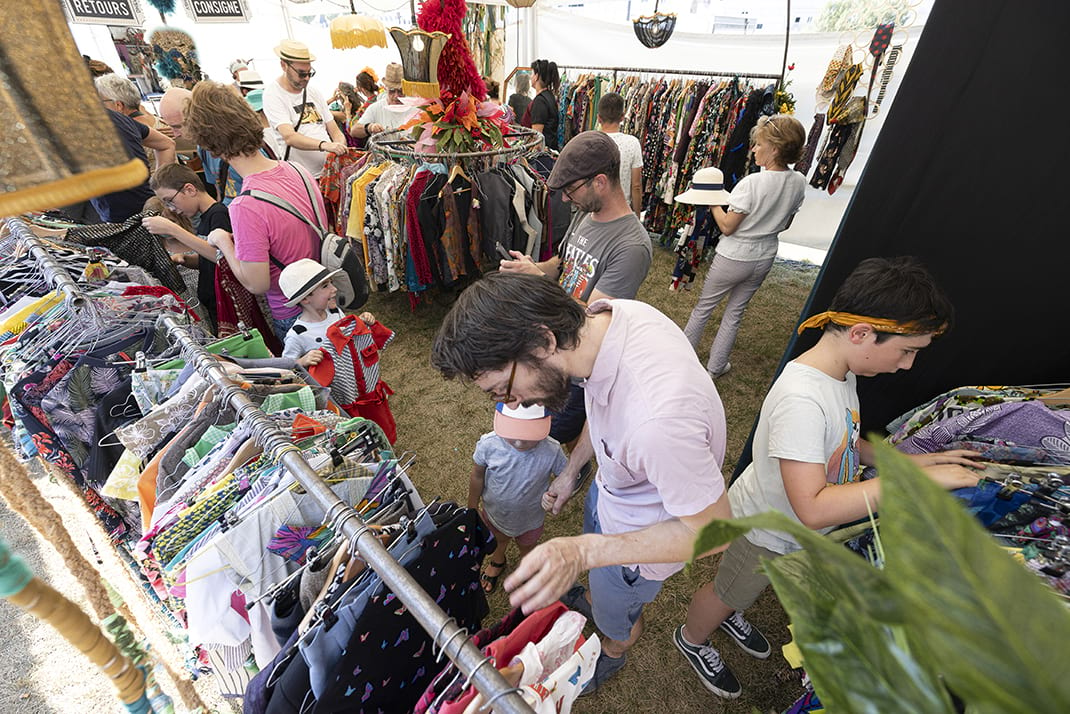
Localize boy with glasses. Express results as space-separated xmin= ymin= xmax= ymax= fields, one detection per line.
xmin=143 ymin=163 xmax=231 ymax=330
xmin=262 ymin=39 xmax=348 ymax=178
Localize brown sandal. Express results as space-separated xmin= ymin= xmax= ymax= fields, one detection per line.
xmin=480 ymin=560 xmax=506 ymax=594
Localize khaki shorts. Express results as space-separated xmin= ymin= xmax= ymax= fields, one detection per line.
xmin=712 ymin=536 xmax=781 ymax=611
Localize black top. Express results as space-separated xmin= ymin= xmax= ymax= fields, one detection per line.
xmin=194 ymin=201 xmax=231 ymax=328
xmin=527 ymin=89 xmax=559 ymax=150
xmin=90 ymin=110 xmax=154 ymax=223
xmin=508 ymin=93 xmax=532 ymax=123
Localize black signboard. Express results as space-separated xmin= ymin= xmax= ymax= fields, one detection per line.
xmin=62 ymin=0 xmax=144 ymax=26
xmin=184 ymin=0 xmax=249 ymax=23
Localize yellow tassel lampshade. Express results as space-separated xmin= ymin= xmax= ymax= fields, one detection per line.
xmin=331 ymin=14 xmax=389 ymax=49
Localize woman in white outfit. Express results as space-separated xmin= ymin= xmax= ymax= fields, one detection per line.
xmin=682 ymin=114 xmax=807 ymax=379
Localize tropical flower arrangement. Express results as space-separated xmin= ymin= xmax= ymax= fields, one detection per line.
xmin=399 ymin=90 xmax=511 ymax=153
xmin=775 ymin=62 xmax=797 ymax=114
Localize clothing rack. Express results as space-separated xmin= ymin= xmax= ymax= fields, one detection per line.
xmin=3 ymin=217 xmax=88 ymax=310
xmin=158 ymin=313 xmax=535 ymax=714
xmin=367 ymin=126 xmax=545 ymax=165
xmin=558 ymin=64 xmax=781 ymax=85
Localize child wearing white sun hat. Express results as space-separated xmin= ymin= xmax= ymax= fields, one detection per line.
xmin=468 ymin=402 xmax=568 ymax=594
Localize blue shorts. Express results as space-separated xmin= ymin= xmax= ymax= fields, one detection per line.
xmin=583 ymin=483 xmax=664 ymax=641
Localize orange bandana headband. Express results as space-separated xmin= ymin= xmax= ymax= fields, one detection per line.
xmin=797 ymin=311 xmax=947 ymax=336
xmin=361 ymin=66 xmax=379 ymax=83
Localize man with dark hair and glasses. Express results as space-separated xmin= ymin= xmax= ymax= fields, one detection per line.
xmin=432 ymin=271 xmax=730 ymax=694
xmin=262 ymin=39 xmax=348 ymax=178
xmin=500 ymin=130 xmax=653 ymax=503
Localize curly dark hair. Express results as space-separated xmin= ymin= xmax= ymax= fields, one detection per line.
xmin=431 ymin=272 xmax=586 ymax=380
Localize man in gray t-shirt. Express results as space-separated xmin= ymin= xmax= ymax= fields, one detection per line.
xmin=500 ymin=130 xmax=652 ymax=304
xmin=499 ymin=130 xmax=652 ymax=447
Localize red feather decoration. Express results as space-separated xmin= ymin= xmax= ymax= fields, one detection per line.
xmin=416 ymin=0 xmax=487 ymax=100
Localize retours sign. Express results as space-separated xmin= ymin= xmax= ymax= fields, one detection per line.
xmin=62 ymin=0 xmax=144 ymax=26
xmin=183 ymin=0 xmax=250 ymax=23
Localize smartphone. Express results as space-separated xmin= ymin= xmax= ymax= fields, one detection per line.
xmin=495 ymin=241 xmax=512 ymax=261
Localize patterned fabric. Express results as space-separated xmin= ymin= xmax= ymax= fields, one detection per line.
xmin=214 ymin=256 xmax=283 ymax=356
xmin=313 ymin=509 xmax=492 ymax=713
xmin=66 ymin=212 xmax=190 ymax=297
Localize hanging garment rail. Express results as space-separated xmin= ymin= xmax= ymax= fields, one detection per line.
xmin=3 ymin=217 xmax=88 ymax=310
xmin=558 ymin=64 xmax=781 ymax=82
xmin=157 ymin=314 xmax=535 ymax=714
xmin=368 ymin=126 xmax=545 ymax=164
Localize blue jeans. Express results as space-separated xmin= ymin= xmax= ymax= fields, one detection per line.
xmin=273 ymin=314 xmax=299 ymax=344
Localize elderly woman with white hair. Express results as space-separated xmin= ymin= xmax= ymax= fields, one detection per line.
xmin=96 ymin=73 xmax=176 ymax=169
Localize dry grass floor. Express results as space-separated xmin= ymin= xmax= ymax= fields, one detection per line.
xmin=371 ymin=245 xmax=820 ymax=714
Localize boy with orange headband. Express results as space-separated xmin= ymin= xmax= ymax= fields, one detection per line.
xmin=673 ymin=256 xmax=982 ymax=699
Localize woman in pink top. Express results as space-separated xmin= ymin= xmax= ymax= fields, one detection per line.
xmin=183 ymin=81 xmax=324 ymax=341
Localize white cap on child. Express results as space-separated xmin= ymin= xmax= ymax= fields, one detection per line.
xmin=494 ymin=402 xmax=551 ymax=441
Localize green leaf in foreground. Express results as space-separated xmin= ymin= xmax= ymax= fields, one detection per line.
xmin=873 ymin=442 xmax=1070 ymax=713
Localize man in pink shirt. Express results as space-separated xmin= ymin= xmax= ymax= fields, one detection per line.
xmin=183 ymin=80 xmax=322 ymax=340
xmin=432 ymin=272 xmax=731 ymax=694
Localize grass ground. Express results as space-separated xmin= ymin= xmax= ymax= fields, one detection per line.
xmin=370 ymin=244 xmax=820 ymax=714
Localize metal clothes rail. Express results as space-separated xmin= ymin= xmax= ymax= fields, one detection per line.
xmin=158 ymin=314 xmax=534 ymax=714
xmin=3 ymin=217 xmax=88 ymax=310
xmin=558 ymin=64 xmax=782 ymax=83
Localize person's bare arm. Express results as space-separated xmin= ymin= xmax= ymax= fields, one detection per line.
xmin=504 ymin=497 xmax=732 ymax=613
xmin=143 ymin=126 xmax=176 ymax=166
xmin=498 ymin=250 xmax=561 ymax=279
xmin=207 ymin=229 xmax=270 ymax=294
xmin=468 ymin=464 xmax=486 ymax=510
xmin=630 ymin=167 xmax=642 ymax=216
xmin=712 ymin=206 xmax=746 ymax=235
xmin=276 ymin=123 xmax=346 ymax=154
xmin=542 ymin=424 xmax=593 ymax=515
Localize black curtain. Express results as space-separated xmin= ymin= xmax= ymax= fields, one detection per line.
xmin=736 ymin=0 xmax=1070 ymax=475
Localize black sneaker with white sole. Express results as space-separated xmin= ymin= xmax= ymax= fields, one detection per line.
xmin=672 ymin=626 xmax=742 ymax=699
xmin=719 ymin=610 xmax=771 ymax=659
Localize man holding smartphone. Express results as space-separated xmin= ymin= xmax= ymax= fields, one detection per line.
xmin=498 ymin=130 xmax=652 ymax=492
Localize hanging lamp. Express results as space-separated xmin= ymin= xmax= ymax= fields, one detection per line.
xmin=330 ymin=1 xmax=388 ymax=49
xmin=504 ymin=0 xmax=536 ymax=8
xmin=633 ymin=0 xmax=677 ymax=48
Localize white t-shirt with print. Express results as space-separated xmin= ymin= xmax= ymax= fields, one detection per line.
xmin=607 ymin=131 xmax=644 ymax=208
xmin=358 ymin=100 xmax=420 ymax=131
xmin=729 ymin=361 xmax=861 ymax=554
xmin=262 ymin=81 xmax=333 ymax=178
xmin=716 ymin=169 xmax=806 ymax=262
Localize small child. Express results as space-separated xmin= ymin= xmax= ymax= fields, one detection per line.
xmin=469 ymin=402 xmax=568 ymax=593
xmin=278 ymin=258 xmax=397 ymax=442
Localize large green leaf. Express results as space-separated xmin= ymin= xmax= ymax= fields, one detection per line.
xmin=693 ymin=512 xmax=952 ymax=713
xmin=873 ymin=442 xmax=1070 ymax=712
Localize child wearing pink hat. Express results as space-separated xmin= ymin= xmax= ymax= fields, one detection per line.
xmin=469 ymin=402 xmax=568 ymax=593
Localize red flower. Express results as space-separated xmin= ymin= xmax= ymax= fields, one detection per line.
xmin=788 ymin=63 xmax=796 ymax=71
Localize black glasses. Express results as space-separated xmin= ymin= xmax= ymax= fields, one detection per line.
xmin=162 ymin=187 xmax=185 ymax=210
xmin=492 ymin=361 xmax=517 ymax=403
xmin=563 ymin=176 xmax=593 ymax=200
xmin=285 ymin=61 xmax=316 ymax=79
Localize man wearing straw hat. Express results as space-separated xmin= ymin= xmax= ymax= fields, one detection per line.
xmin=350 ymin=63 xmax=418 ymax=139
xmin=262 ymin=39 xmax=348 ymax=178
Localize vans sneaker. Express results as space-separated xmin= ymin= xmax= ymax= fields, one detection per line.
xmin=673 ymin=626 xmax=742 ymax=699
xmin=719 ymin=611 xmax=771 ymax=659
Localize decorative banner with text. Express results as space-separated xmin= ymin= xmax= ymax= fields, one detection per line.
xmin=62 ymin=0 xmax=145 ymax=26
xmin=182 ymin=0 xmax=249 ymax=23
